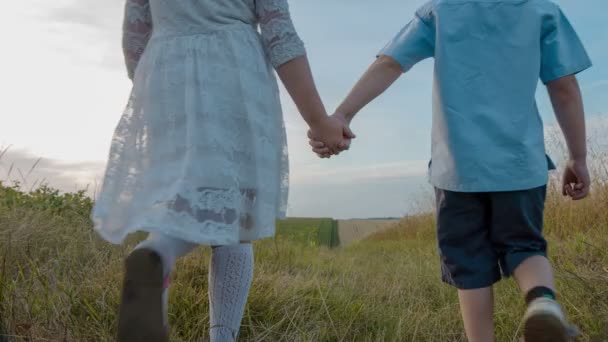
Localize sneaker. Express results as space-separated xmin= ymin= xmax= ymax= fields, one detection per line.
xmin=117 ymin=248 xmax=169 ymax=342
xmin=523 ymin=297 xmax=571 ymax=342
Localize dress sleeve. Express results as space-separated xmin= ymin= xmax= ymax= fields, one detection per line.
xmin=255 ymin=0 xmax=306 ymax=68
xmin=122 ymin=0 xmax=153 ymax=80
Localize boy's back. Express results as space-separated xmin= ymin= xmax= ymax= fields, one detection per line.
xmin=308 ymin=1 xmax=591 ymax=340
xmin=380 ymin=0 xmax=591 ymax=192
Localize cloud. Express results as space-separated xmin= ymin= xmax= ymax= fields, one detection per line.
xmin=288 ymin=174 xmax=432 ymax=219
xmin=35 ymin=0 xmax=124 ymax=72
xmin=0 ymin=147 xmax=105 ymax=194
xmin=44 ymin=0 xmax=121 ymax=31
xmin=291 ymin=160 xmax=428 ymax=185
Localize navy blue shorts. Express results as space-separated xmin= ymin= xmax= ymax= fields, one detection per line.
xmin=435 ymin=186 xmax=548 ymax=290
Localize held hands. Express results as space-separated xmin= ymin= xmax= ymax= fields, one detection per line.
xmin=307 ymin=112 xmax=355 ymax=158
xmin=563 ymin=159 xmax=591 ymax=200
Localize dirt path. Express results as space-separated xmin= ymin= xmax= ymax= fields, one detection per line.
xmin=337 ymin=219 xmax=400 ymax=246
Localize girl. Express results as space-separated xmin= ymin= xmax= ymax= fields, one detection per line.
xmin=91 ymin=0 xmax=353 ymax=341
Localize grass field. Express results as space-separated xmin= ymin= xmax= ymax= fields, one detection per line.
xmin=1 ymin=172 xmax=607 ymax=341
xmin=276 ymin=217 xmax=330 ymax=245
xmin=276 ymin=218 xmax=339 ymax=248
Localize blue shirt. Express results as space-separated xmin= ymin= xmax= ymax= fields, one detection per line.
xmin=379 ymin=0 xmax=591 ymax=192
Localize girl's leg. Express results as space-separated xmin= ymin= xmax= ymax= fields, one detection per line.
xmin=208 ymin=242 xmax=254 ymax=342
xmin=118 ymin=233 xmax=198 ymax=342
xmin=458 ymin=287 xmax=495 ymax=342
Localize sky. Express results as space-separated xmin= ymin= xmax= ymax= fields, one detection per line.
xmin=0 ymin=0 xmax=607 ymax=218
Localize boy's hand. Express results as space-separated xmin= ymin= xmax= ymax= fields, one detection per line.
xmin=308 ymin=112 xmax=355 ymax=158
xmin=562 ymin=159 xmax=590 ymax=200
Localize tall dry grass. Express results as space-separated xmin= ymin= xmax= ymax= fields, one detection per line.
xmin=0 ymin=133 xmax=607 ymax=341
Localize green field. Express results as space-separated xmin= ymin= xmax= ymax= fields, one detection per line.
xmin=276 ymin=217 xmax=340 ymax=248
xmin=1 ymin=179 xmax=607 ymax=341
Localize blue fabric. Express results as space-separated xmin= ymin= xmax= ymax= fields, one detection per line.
xmin=379 ymin=0 xmax=591 ymax=192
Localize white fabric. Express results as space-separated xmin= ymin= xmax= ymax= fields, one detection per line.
xmin=136 ymin=233 xmax=198 ymax=272
xmin=92 ymin=0 xmax=306 ymax=245
xmin=134 ymin=235 xmax=255 ymax=337
xmin=209 ymin=244 xmax=254 ymax=342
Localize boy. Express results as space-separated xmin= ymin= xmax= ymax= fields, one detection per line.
xmin=309 ymin=1 xmax=591 ymax=341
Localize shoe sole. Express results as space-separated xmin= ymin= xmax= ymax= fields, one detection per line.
xmin=117 ymin=248 xmax=168 ymax=342
xmin=524 ymin=312 xmax=570 ymax=342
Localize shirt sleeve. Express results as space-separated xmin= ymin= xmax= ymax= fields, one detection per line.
xmin=540 ymin=6 xmax=591 ymax=84
xmin=123 ymin=0 xmax=153 ymax=80
xmin=378 ymin=5 xmax=435 ymax=72
xmin=256 ymin=0 xmax=307 ymax=69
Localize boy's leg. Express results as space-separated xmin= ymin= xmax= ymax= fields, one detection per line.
xmin=208 ymin=242 xmax=254 ymax=342
xmin=490 ymin=186 xmax=554 ymax=294
xmin=490 ymin=186 xmax=571 ymax=341
xmin=514 ymin=256 xmax=574 ymax=341
xmin=118 ymin=233 xmax=198 ymax=342
xmin=512 ymin=255 xmax=555 ymax=294
xmin=435 ymin=189 xmax=500 ymax=342
xmin=458 ymin=287 xmax=495 ymax=342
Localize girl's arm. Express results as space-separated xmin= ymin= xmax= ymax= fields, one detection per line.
xmin=123 ymin=0 xmax=153 ymax=80
xmin=257 ymin=0 xmax=351 ymax=150
xmin=276 ymin=56 xmax=327 ymax=129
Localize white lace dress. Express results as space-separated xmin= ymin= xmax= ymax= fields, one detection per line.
xmin=91 ymin=0 xmax=306 ymax=245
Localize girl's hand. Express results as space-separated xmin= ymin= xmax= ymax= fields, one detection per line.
xmin=308 ymin=116 xmax=346 ymax=155
xmin=308 ymin=112 xmax=355 ymax=158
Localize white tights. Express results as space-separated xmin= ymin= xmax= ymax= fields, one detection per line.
xmin=135 ymin=233 xmax=254 ymax=341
